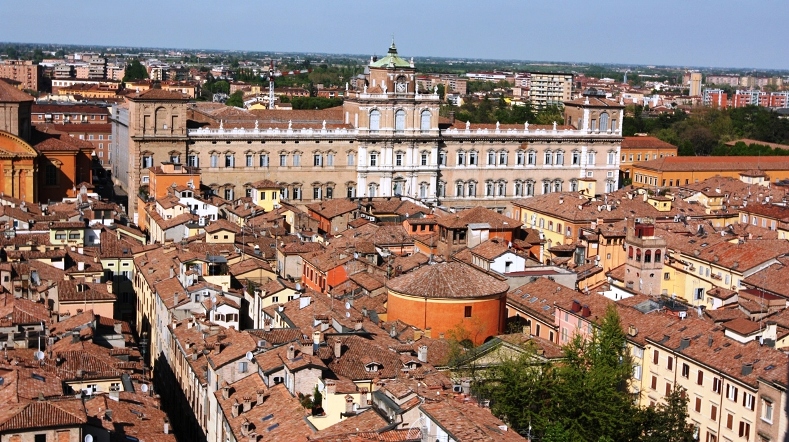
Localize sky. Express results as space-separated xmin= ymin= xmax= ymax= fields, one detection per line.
xmin=2 ymin=0 xmax=787 ymax=70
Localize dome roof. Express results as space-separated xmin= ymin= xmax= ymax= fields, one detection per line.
xmin=387 ymin=261 xmax=509 ymax=299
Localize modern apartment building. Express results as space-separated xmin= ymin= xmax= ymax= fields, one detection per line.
xmin=528 ymin=72 xmax=574 ymax=108
xmin=0 ymin=59 xmax=42 ymax=91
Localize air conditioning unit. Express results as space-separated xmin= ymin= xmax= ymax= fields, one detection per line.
xmin=452 ymin=385 xmax=462 ymax=393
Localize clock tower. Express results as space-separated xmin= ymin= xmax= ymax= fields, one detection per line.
xmin=342 ymin=41 xmax=441 ymax=202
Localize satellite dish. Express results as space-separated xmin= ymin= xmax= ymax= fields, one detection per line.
xmin=140 ymin=384 xmax=149 ymax=393
xmin=34 ymin=351 xmax=45 ymax=361
xmin=295 ymin=283 xmax=302 ymax=291
xmin=345 ymin=311 xmax=350 ymax=318
xmin=245 ymin=351 xmax=253 ymax=361
xmin=345 ymin=302 xmax=351 ymax=310
xmin=85 ymin=435 xmax=94 ymax=442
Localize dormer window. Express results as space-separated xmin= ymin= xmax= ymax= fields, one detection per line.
xmin=365 ymin=362 xmax=382 ymax=372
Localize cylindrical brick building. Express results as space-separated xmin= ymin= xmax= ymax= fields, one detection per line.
xmin=387 ymin=261 xmax=509 ymax=345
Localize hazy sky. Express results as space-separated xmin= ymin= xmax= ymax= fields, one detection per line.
xmin=2 ymin=0 xmax=787 ymax=70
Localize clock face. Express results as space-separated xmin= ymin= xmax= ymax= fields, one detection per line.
xmin=395 ymin=82 xmax=407 ymax=93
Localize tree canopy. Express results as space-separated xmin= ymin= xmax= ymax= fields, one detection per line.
xmin=123 ymin=59 xmax=149 ymax=82
xmin=225 ymin=90 xmax=244 ymax=108
xmin=471 ymin=305 xmax=695 ymax=442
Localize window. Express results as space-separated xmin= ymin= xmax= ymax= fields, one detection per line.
xmin=738 ymin=421 xmax=750 ymax=439
xmin=69 ymin=233 xmax=80 ymax=240
xmin=710 ymin=403 xmax=717 ymax=421
xmin=572 ymin=151 xmax=580 ymax=165
xmin=544 ymin=150 xmax=553 ymax=165
xmin=188 ymin=154 xmax=199 ymax=167
xmin=599 ymin=112 xmax=610 ymax=131
xmin=665 ymin=382 xmax=672 ymax=396
xmin=439 ymin=151 xmax=446 ymax=166
xmin=210 ymin=153 xmax=219 ymax=168
xmin=697 ymin=370 xmax=704 ymax=386
xmin=667 ymin=356 xmax=673 ymax=371
xmin=420 ymin=110 xmax=431 ymax=132
xmin=395 ymin=152 xmax=403 ymax=166
xmin=712 ymin=377 xmax=721 ymax=393
xmin=681 ymin=363 xmax=689 ymax=378
xmin=421 ymin=152 xmax=428 ymax=166
xmin=652 ymin=350 xmax=659 ymax=364
xmin=726 ymin=413 xmax=733 ymax=430
xmin=142 ymin=155 xmax=153 ymax=168
xmin=346 ymin=185 xmax=356 ymax=198
xmin=762 ymin=398 xmax=773 ymax=422
xmin=633 ymin=364 xmax=642 ymax=380
xmin=293 ymin=186 xmax=302 ymax=200
xmin=419 ymin=182 xmax=428 ymax=199
xmin=225 ymin=154 xmax=234 ymax=168
xmin=516 ymin=150 xmax=525 ymax=165
xmin=238 ymin=361 xmax=248 ymax=373
xmin=326 ymin=152 xmax=334 ymax=166
xmin=280 ymin=154 xmax=287 ymax=167
xmin=485 ymin=181 xmax=493 ymax=197
xmin=224 ymin=188 xmax=234 ymax=200
xmin=587 ymin=151 xmax=596 ymax=165
xmin=525 ymin=181 xmax=534 ymax=196
xmin=259 ymin=153 xmax=269 ymax=167
xmin=347 ymin=152 xmax=355 ymax=166
xmin=487 ymin=151 xmax=495 ymax=165
xmin=469 ymin=150 xmax=477 ymax=165
xmin=467 ymin=181 xmax=476 ymax=197
xmin=498 ymin=151 xmax=507 ymax=165
xmin=743 ymin=392 xmax=754 ymax=411
xmin=388 ymin=107 xmax=405 ymax=132
xmin=246 ymin=154 xmax=253 ymax=167
xmin=456 ymin=182 xmax=464 ymax=197
xmin=326 ymin=186 xmax=333 ymax=199
xmin=314 ymin=153 xmax=322 ymax=167
xmin=313 ymin=186 xmax=322 ymax=200
xmin=555 ymin=150 xmax=564 ymax=165
xmin=369 ymin=153 xmax=378 ymax=167
xmin=527 ymin=150 xmax=536 ymax=165
xmin=45 ymin=165 xmax=57 ymax=185
xmin=368 ymin=184 xmax=377 ymax=197
xmin=464 ymin=306 xmax=472 ymax=317
xmin=369 ymin=110 xmax=380 ymax=132
xmin=292 ymin=152 xmax=300 ymax=166
xmin=695 ymin=397 xmax=702 ymax=412
xmin=651 ymin=375 xmax=657 ymax=390
xmin=726 ymin=384 xmax=738 ymax=402
xmin=514 ymin=181 xmax=523 ymax=196
xmin=608 ymin=151 xmax=616 ymax=165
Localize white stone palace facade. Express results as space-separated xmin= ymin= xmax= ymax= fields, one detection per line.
xmin=112 ymin=43 xmax=624 ymax=222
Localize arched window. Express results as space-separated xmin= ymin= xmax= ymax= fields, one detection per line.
xmin=497 ymin=181 xmax=506 ymax=197
xmin=544 ymin=150 xmax=553 ymax=165
xmin=527 ymin=150 xmax=536 ymax=165
xmin=456 ymin=181 xmax=464 ymax=197
xmin=644 ymin=250 xmax=652 ymax=263
xmin=516 ymin=150 xmax=525 ymax=165
xmin=514 ymin=181 xmax=523 ymax=196
xmin=570 ymin=179 xmax=579 ymax=192
xmin=393 ymin=179 xmax=405 ymax=196
xmin=655 ymin=250 xmax=662 ymax=262
xmin=368 ymin=183 xmax=378 ymax=197
xmin=395 ymin=109 xmax=406 ymax=133
xmin=437 ymin=181 xmax=446 ymax=197
xmin=525 ymin=180 xmax=534 ymax=196
xmin=369 ymin=110 xmax=380 ymax=132
xmin=599 ymin=112 xmax=610 ymax=132
xmin=468 ymin=181 xmax=477 ymax=197
xmin=420 ymin=110 xmax=431 ymax=132
xmin=542 ymin=180 xmax=550 ymax=194
xmin=555 ymin=150 xmax=564 ymax=166
xmin=485 ymin=181 xmax=494 ymax=197
xmin=635 ymin=249 xmax=642 ymax=262
xmin=628 ymin=246 xmax=634 ymax=260
xmin=553 ymin=180 xmax=562 ymax=193
xmin=419 ymin=182 xmax=429 ymax=199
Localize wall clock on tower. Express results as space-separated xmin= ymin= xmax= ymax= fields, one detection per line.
xmin=395 ymin=76 xmax=407 ymax=93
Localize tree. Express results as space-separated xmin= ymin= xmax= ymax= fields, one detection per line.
xmin=225 ymin=91 xmax=244 ymax=108
xmin=636 ymin=387 xmax=696 ymax=442
xmin=436 ymin=83 xmax=445 ymax=100
xmin=123 ymin=59 xmax=148 ymax=82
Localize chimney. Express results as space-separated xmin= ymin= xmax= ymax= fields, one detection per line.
xmin=333 ymin=339 xmax=342 ymax=358
xmin=286 ymin=344 xmax=295 ymax=360
xmin=417 ymin=345 xmax=428 ymax=363
xmin=301 ymin=341 xmax=313 ymax=356
xmin=213 ymin=343 xmax=221 ymax=355
xmin=580 ymin=305 xmax=591 ymax=317
xmin=360 ymin=388 xmax=369 ymax=406
xmin=390 ymin=324 xmax=397 ymax=337
xmin=448 ymin=111 xmax=455 ymax=124
xmin=164 ymin=418 xmax=169 ymax=434
xmin=114 ymin=322 xmax=122 ymax=334
xmin=627 ymin=325 xmax=638 ymax=337
xmin=679 ymin=337 xmax=691 ymax=351
xmin=741 ymin=363 xmax=753 ymax=376
xmin=354 ymin=319 xmax=363 ymax=331
xmin=413 ymin=330 xmax=422 ymax=341
xmin=248 ymin=432 xmax=257 ymax=442
xmin=106 ymin=280 xmax=113 ymax=294
xmin=169 ymin=267 xmax=175 ymax=279
xmin=241 ymin=418 xmax=250 ymax=436
xmin=105 ymin=409 xmax=113 ymax=420
xmin=312 ymin=330 xmax=321 ymax=353
xmin=71 ymin=331 xmax=80 ymax=343
xmin=424 ymin=328 xmax=432 ymax=339
xmin=243 ymin=396 xmax=251 ymax=412
xmin=77 ymin=261 xmax=85 ymax=271
xmin=461 ymin=379 xmax=471 ymax=395
xmin=326 ymin=380 xmax=336 ymax=395
xmin=221 ymin=382 xmax=230 ymax=400
xmin=344 ymin=395 xmax=355 ymax=414
xmin=256 ymin=389 xmax=267 ymax=405
xmin=231 ymin=399 xmax=240 ymax=417
xmin=263 ymin=319 xmax=271 ymax=332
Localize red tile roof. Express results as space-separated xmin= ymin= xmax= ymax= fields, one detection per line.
xmin=387 ymin=261 xmax=509 ymax=299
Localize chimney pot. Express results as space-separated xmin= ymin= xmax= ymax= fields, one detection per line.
xmin=333 ymin=339 xmax=342 ymax=358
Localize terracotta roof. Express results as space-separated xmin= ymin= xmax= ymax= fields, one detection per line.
xmin=129 ymin=88 xmax=188 ymax=100
xmin=388 ymin=261 xmax=509 ymax=299
xmin=435 ymin=206 xmax=520 ymax=230
xmin=307 ymin=199 xmax=358 ymax=219
xmin=0 ymin=400 xmax=86 ymax=432
xmin=621 ymin=136 xmax=677 ymax=150
xmin=721 ymin=318 xmax=761 ymax=336
xmin=0 ymin=80 xmax=34 ymax=102
xmin=635 ymin=156 xmax=789 ymax=172
xmin=564 ymin=96 xmax=623 ymax=108
xmin=419 ymin=400 xmax=526 ymax=442
xmin=33 ymin=136 xmax=88 ymax=152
